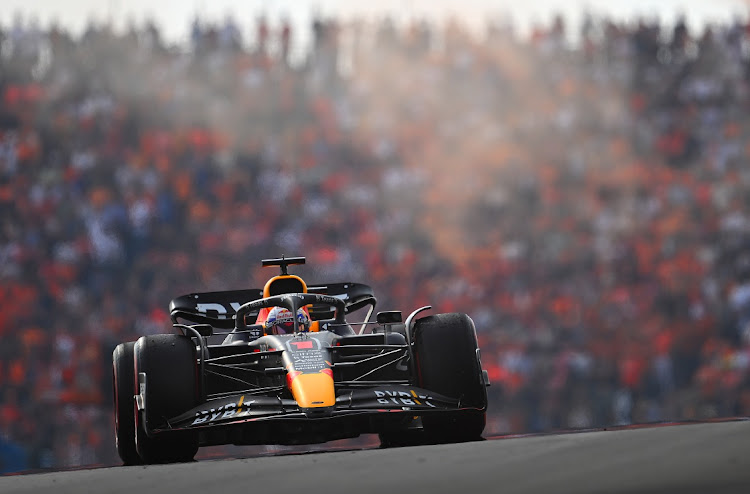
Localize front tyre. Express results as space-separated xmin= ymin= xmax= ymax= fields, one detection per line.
xmin=113 ymin=342 xmax=141 ymax=465
xmin=413 ymin=312 xmax=487 ymax=442
xmin=134 ymin=334 xmax=199 ymax=463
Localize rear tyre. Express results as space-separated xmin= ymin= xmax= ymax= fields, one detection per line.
xmin=413 ymin=312 xmax=487 ymax=442
xmin=134 ymin=334 xmax=199 ymax=463
xmin=113 ymin=342 xmax=141 ymax=465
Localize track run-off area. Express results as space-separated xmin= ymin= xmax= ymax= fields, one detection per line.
xmin=2 ymin=420 xmax=749 ymax=494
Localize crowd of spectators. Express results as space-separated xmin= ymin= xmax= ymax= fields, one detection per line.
xmin=2 ymin=9 xmax=750 ymax=472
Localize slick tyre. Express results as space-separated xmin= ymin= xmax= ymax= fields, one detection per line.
xmin=134 ymin=334 xmax=199 ymax=463
xmin=413 ymin=312 xmax=487 ymax=442
xmin=113 ymin=342 xmax=141 ymax=465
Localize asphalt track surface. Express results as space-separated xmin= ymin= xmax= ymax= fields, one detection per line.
xmin=2 ymin=420 xmax=749 ymax=494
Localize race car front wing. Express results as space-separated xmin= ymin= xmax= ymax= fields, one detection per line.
xmin=147 ymin=384 xmax=479 ymax=443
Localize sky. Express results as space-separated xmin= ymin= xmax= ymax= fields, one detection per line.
xmin=2 ymin=0 xmax=748 ymax=46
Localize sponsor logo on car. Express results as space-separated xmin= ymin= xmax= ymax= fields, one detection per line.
xmin=191 ymin=396 xmax=256 ymax=425
xmin=374 ymin=389 xmax=436 ymax=408
xmin=191 ymin=403 xmax=239 ymax=425
xmin=196 ymin=302 xmax=242 ymax=319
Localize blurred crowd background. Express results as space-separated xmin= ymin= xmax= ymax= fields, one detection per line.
xmin=2 ymin=7 xmax=750 ymax=473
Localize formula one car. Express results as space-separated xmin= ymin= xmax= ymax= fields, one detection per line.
xmin=113 ymin=256 xmax=490 ymax=464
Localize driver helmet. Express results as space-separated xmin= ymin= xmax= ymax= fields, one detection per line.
xmin=264 ymin=306 xmax=311 ymax=334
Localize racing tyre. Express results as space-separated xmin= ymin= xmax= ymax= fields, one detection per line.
xmin=134 ymin=334 xmax=199 ymax=463
xmin=113 ymin=342 xmax=141 ymax=465
xmin=413 ymin=313 xmax=487 ymax=442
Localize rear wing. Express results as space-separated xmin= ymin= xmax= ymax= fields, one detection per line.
xmin=308 ymin=283 xmax=376 ymax=320
xmin=169 ymin=283 xmax=376 ymax=328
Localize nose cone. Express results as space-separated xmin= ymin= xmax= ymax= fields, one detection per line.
xmin=289 ymin=371 xmax=335 ymax=409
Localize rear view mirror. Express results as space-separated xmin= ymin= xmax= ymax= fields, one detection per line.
xmin=192 ymin=324 xmax=214 ymax=337
xmin=376 ymin=311 xmax=402 ymax=324
xmin=174 ymin=323 xmax=214 ymax=338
